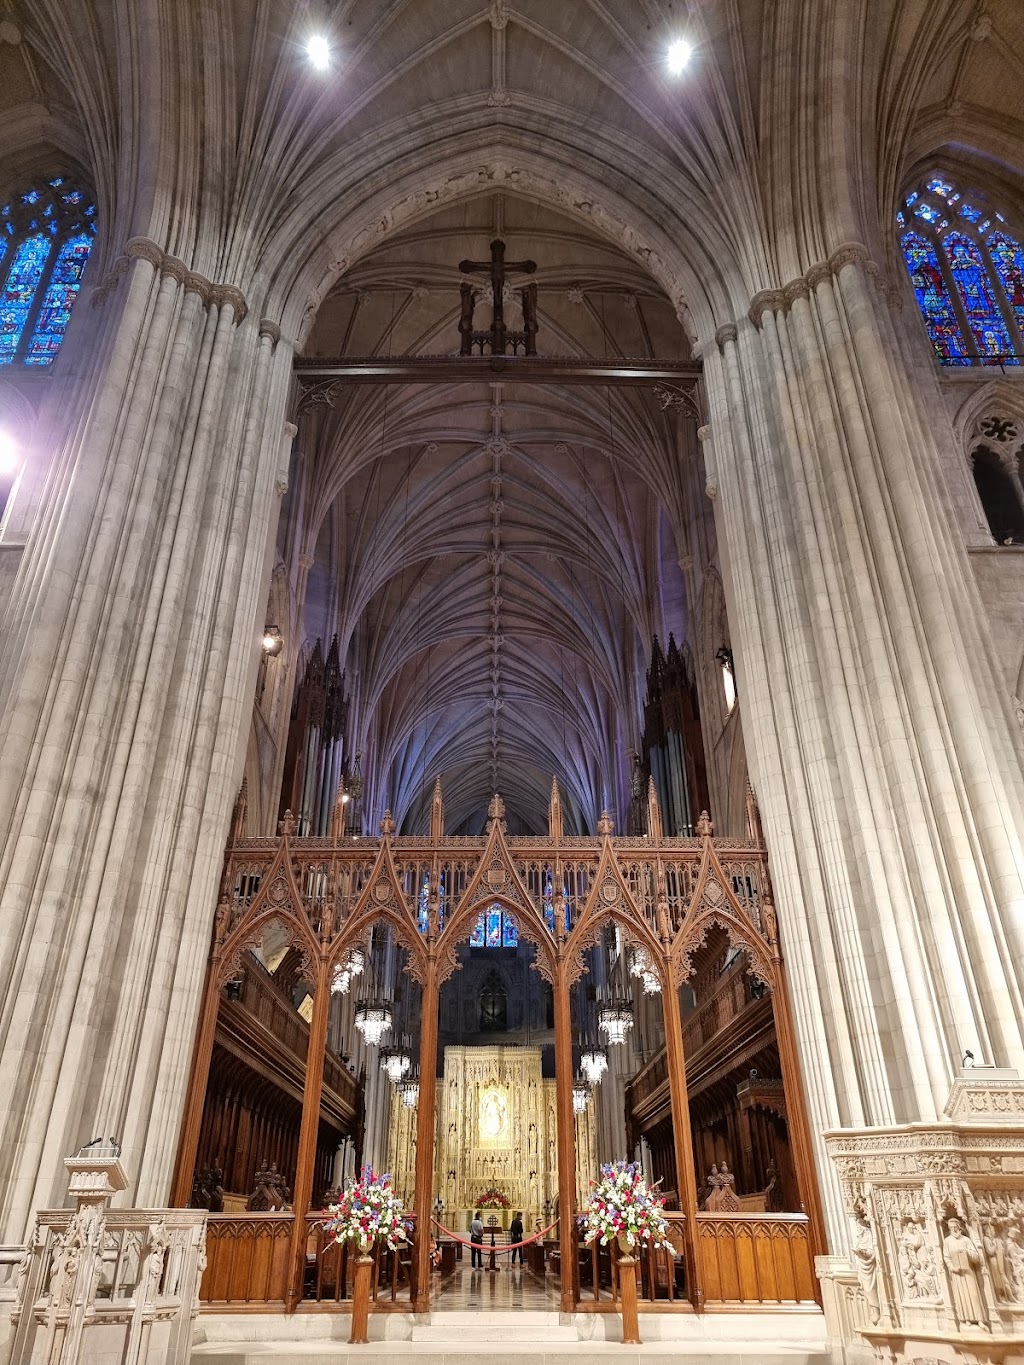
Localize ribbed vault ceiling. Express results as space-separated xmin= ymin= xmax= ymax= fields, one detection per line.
xmin=294 ymin=196 xmax=693 ymax=835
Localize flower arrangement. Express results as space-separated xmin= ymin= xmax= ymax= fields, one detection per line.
xmin=477 ymin=1188 xmax=512 ymax=1209
xmin=323 ymin=1166 xmax=409 ymax=1251
xmin=581 ymin=1160 xmax=669 ymax=1251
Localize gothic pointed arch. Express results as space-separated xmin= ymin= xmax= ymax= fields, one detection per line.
xmin=216 ymin=840 xmax=320 ymax=986
xmin=670 ymin=834 xmax=775 ymax=989
xmin=328 ymin=815 xmax=429 ymax=983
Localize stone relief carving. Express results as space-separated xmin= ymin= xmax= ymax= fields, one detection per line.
xmin=850 ymin=1201 xmax=881 ymax=1325
xmin=942 ymin=1215 xmax=989 ymax=1328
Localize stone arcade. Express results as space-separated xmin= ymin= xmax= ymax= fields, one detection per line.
xmin=1 ymin=4 xmax=1024 ymax=1365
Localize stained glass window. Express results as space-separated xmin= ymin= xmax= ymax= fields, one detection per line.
xmin=987 ymin=232 xmax=1024 ymax=336
xmin=417 ymin=874 xmax=429 ymax=934
xmin=0 ymin=236 xmax=50 ymax=363
xmin=0 ymin=177 xmax=95 ymax=366
xmin=944 ymin=232 xmax=1014 ymax=361
xmin=25 ymin=234 xmax=93 ymax=365
xmin=485 ymin=909 xmax=501 ymax=947
xmin=468 ymin=901 xmax=519 ymax=948
xmin=901 ymin=233 xmax=970 ymax=364
xmin=898 ymin=175 xmax=1023 ymax=366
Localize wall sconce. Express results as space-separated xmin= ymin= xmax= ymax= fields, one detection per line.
xmin=261 ymin=625 xmax=284 ymax=657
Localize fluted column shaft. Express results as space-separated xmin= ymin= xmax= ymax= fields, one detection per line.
xmin=701 ymin=252 xmax=1024 ymax=1250
xmin=0 ymin=244 xmax=294 ymax=1238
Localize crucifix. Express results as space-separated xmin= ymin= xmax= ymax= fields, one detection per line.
xmin=458 ymin=239 xmax=538 ymax=356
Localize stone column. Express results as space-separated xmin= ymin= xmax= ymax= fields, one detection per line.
xmin=0 ymin=240 xmax=295 ymax=1243
xmin=699 ymin=246 xmax=1024 ymax=1251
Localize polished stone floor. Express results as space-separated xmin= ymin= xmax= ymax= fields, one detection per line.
xmin=432 ymin=1261 xmax=561 ymax=1310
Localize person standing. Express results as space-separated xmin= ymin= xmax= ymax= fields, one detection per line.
xmin=509 ymin=1210 xmax=524 ymax=1265
xmin=470 ymin=1211 xmax=484 ymax=1269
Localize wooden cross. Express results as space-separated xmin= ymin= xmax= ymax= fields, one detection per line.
xmin=458 ymin=239 xmax=538 ymax=356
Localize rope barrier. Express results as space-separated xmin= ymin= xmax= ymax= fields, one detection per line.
xmin=429 ymin=1216 xmax=559 ymax=1252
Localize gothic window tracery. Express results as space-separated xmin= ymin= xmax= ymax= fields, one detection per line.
xmin=898 ymin=175 xmax=1023 ymax=366
xmin=0 ymin=177 xmax=96 ymax=366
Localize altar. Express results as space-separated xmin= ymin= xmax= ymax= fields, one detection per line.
xmin=387 ymin=1044 xmax=597 ymax=1227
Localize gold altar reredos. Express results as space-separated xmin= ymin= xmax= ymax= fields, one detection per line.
xmin=388 ymin=1044 xmax=597 ymax=1227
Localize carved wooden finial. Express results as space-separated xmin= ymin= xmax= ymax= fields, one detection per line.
xmin=696 ymin=809 xmax=714 ymax=839
xmin=745 ymin=780 xmax=764 ymax=844
xmin=597 ymin=809 xmax=614 ymax=837
xmin=646 ymin=776 xmax=663 ymax=842
xmin=231 ymin=780 xmax=248 ymax=841
xmin=214 ymin=897 xmax=231 ymax=945
xmin=548 ymin=777 xmax=563 ymax=841
xmin=487 ymin=793 xmax=506 ymax=826
xmin=278 ymin=809 xmax=296 ymax=837
xmin=380 ymin=810 xmax=396 ymax=837
xmin=430 ymin=777 xmax=444 ymax=841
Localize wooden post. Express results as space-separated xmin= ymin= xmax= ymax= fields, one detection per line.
xmin=617 ymin=1246 xmax=641 ymax=1344
xmin=285 ymin=962 xmax=332 ymax=1311
xmin=412 ymin=968 xmax=439 ymax=1312
xmin=771 ymin=956 xmax=828 ymax=1264
xmin=169 ymin=953 xmax=222 ymax=1206
xmin=350 ymin=1250 xmax=373 ymax=1343
xmin=660 ymin=968 xmax=704 ymax=1309
xmin=552 ymin=960 xmax=577 ymax=1313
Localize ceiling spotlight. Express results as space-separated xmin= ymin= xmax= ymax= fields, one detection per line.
xmin=0 ymin=429 xmax=20 ymax=477
xmin=667 ymin=39 xmax=693 ymax=74
xmin=306 ymin=34 xmax=331 ymax=71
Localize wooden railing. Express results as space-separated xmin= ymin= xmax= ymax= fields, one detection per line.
xmin=199 ymin=1214 xmax=418 ymax=1308
xmin=573 ymin=1212 xmax=688 ymax=1304
xmin=302 ymin=1215 xmax=415 ymax=1304
xmin=697 ymin=1213 xmax=817 ymax=1307
xmin=201 ymin=1214 xmax=293 ymax=1306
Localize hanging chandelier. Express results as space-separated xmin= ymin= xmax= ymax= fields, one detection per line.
xmin=598 ymin=999 xmax=634 ymax=1046
xmin=380 ymin=1046 xmax=411 ymax=1082
xmin=397 ymin=1074 xmax=420 ymax=1109
xmin=580 ymin=1048 xmax=608 ymax=1085
xmin=331 ymin=946 xmax=366 ymax=995
xmin=354 ymin=999 xmax=392 ymax=1046
xmin=641 ymin=968 xmax=661 ymax=995
xmin=572 ymin=1077 xmax=591 ymax=1114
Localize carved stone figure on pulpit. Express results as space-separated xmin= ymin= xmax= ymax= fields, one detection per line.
xmin=850 ymin=1202 xmax=881 ymax=1325
xmin=943 ymin=1217 xmax=988 ymax=1328
xmin=982 ymin=1220 xmax=1013 ymax=1301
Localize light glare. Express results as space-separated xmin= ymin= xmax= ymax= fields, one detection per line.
xmin=0 ymin=429 xmax=19 ymax=476
xmin=667 ymin=39 xmax=693 ymax=74
xmin=307 ymin=34 xmax=330 ymax=71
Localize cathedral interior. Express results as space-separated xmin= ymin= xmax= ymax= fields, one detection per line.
xmin=1 ymin=3 xmax=1024 ymax=1363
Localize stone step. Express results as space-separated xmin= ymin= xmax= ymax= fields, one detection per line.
xmin=191 ymin=1349 xmax=831 ymax=1364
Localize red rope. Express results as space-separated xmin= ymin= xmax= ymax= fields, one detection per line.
xmin=430 ymin=1216 xmax=559 ymax=1252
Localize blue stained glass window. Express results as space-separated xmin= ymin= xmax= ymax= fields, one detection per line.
xmin=905 ymin=191 xmax=918 ymax=207
xmin=960 ymin=203 xmax=982 ymax=223
xmin=927 ymin=177 xmax=953 ymax=197
xmin=502 ymin=912 xmax=518 ymax=948
xmin=25 ymin=234 xmax=92 ymax=366
xmin=944 ymin=232 xmax=1015 ymax=362
xmin=469 ymin=914 xmax=485 ymax=948
xmin=901 ymin=232 xmax=970 ymax=364
xmin=0 ymin=235 xmax=51 ymax=364
xmin=485 ymin=909 xmax=502 ymax=948
xmin=915 ymin=202 xmax=941 ymax=224
xmin=417 ymin=875 xmax=429 ymax=934
xmin=0 ymin=178 xmax=95 ymax=365
xmin=987 ymin=232 xmax=1024 ymax=336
